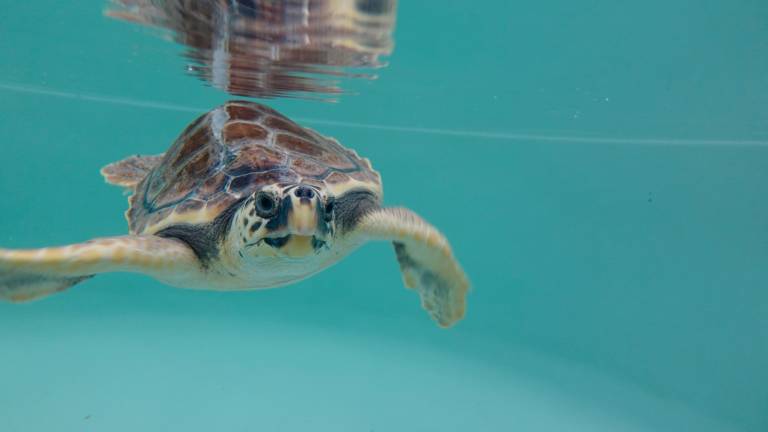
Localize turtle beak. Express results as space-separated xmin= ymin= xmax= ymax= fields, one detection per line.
xmin=287 ymin=186 xmax=321 ymax=236
xmin=260 ymin=185 xmax=329 ymax=257
xmin=260 ymin=185 xmax=331 ymax=257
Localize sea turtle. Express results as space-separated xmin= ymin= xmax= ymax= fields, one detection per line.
xmin=0 ymin=101 xmax=468 ymax=327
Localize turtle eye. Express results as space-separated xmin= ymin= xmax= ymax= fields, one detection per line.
xmin=254 ymin=191 xmax=278 ymax=218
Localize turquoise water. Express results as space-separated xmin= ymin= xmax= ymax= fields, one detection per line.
xmin=1 ymin=1 xmax=767 ymax=431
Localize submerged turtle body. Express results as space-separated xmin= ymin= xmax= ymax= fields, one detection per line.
xmin=127 ymin=101 xmax=381 ymax=235
xmin=1 ymin=102 xmax=469 ymax=328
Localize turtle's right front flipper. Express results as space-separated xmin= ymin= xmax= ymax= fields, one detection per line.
xmin=0 ymin=235 xmax=199 ymax=302
xmin=355 ymin=208 xmax=470 ymax=328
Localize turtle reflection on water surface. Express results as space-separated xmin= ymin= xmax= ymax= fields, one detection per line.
xmin=107 ymin=0 xmax=398 ymax=100
xmin=0 ymin=101 xmax=469 ymax=327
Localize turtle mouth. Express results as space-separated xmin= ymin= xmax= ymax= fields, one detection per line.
xmin=262 ymin=234 xmax=328 ymax=254
xmin=263 ymin=235 xmax=290 ymax=248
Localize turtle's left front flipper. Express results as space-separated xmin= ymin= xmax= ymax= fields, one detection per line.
xmin=0 ymin=236 xmax=198 ymax=302
xmin=356 ymin=208 xmax=470 ymax=328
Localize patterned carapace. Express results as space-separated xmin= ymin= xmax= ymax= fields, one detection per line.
xmin=128 ymin=101 xmax=381 ymax=234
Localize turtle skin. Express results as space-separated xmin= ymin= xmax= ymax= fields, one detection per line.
xmin=128 ymin=101 xmax=381 ymax=234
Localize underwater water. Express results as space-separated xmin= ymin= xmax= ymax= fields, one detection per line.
xmin=1 ymin=1 xmax=767 ymax=431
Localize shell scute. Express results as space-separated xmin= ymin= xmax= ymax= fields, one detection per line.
xmin=318 ymin=148 xmax=357 ymax=171
xmin=290 ymin=157 xmax=327 ymax=177
xmin=184 ymin=149 xmax=213 ymax=177
xmin=223 ymin=121 xmax=268 ymax=143
xmin=229 ymin=174 xmax=258 ymax=192
xmin=348 ymin=169 xmax=377 ymax=183
xmin=225 ymin=103 xmax=262 ymax=122
xmin=198 ymin=171 xmax=228 ymax=197
xmin=176 ymin=198 xmax=206 ymax=213
xmin=276 ymin=134 xmax=323 ymax=156
xmin=228 ymin=170 xmax=299 ymax=193
xmin=324 ymin=171 xmax=351 ymax=184
xmin=225 ymin=145 xmax=286 ymax=176
xmin=170 ymin=125 xmax=211 ymax=167
xmin=265 ymin=116 xmax=315 ymax=141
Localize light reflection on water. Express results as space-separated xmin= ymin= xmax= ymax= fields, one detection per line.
xmin=106 ymin=0 xmax=398 ymax=101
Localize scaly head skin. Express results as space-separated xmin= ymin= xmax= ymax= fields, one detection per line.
xmin=222 ymin=183 xmax=357 ymax=288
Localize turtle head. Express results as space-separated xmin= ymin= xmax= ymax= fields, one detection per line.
xmin=233 ymin=184 xmax=334 ymax=259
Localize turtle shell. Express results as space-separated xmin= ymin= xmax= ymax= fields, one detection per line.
xmin=127 ymin=101 xmax=381 ymax=234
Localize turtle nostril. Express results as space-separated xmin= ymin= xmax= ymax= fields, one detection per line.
xmin=294 ymin=186 xmax=315 ymax=199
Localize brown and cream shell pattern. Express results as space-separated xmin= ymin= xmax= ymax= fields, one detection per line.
xmin=127 ymin=101 xmax=382 ymax=234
